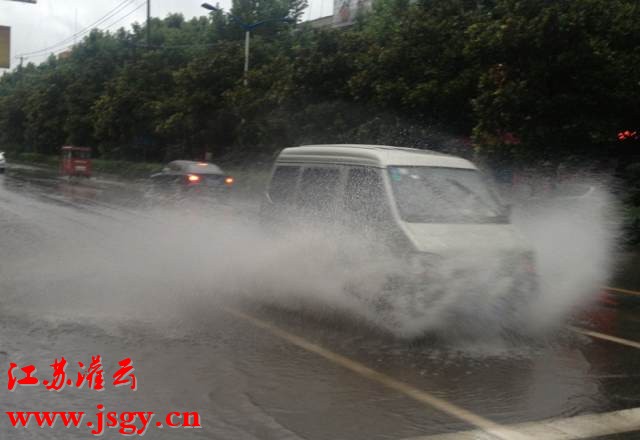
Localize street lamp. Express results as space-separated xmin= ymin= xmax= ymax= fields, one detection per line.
xmin=201 ymin=2 xmax=294 ymax=86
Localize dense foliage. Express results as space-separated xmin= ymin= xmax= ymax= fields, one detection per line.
xmin=0 ymin=0 xmax=638 ymax=169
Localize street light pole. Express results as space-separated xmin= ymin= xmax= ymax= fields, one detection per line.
xmin=243 ymin=30 xmax=250 ymax=86
xmin=146 ymin=0 xmax=151 ymax=47
xmin=201 ymin=2 xmax=293 ymax=86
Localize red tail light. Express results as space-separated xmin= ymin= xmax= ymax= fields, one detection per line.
xmin=523 ymin=254 xmax=536 ymax=274
xmin=187 ymin=174 xmax=200 ymax=183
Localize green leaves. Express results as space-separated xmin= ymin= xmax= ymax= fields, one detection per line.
xmin=0 ymin=0 xmax=637 ymax=165
xmin=469 ymin=0 xmax=640 ymax=162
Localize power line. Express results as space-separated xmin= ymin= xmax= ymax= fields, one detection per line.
xmin=49 ymin=1 xmax=148 ymax=59
xmin=92 ymin=1 xmax=147 ymax=34
xmin=18 ymin=0 xmax=139 ymax=58
xmin=19 ymin=0 xmax=138 ymax=57
xmin=131 ymin=42 xmax=220 ymax=49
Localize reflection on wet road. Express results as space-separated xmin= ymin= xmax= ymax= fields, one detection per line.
xmin=0 ymin=166 xmax=639 ymax=439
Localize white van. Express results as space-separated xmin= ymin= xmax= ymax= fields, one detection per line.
xmin=261 ymin=144 xmax=537 ymax=312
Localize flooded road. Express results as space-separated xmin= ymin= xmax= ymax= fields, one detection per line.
xmin=0 ymin=166 xmax=639 ymax=439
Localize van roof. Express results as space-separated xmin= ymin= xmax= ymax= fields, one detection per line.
xmin=276 ymin=144 xmax=476 ymax=169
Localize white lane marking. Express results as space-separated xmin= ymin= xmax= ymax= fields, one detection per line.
xmin=402 ymin=407 xmax=640 ymax=440
xmin=225 ymin=307 xmax=532 ymax=440
xmin=569 ymin=326 xmax=640 ymax=350
xmin=603 ymin=286 xmax=640 ymax=297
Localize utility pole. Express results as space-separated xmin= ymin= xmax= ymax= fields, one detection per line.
xmin=146 ymin=0 xmax=151 ymax=47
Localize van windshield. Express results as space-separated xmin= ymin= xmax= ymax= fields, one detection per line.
xmin=388 ymin=166 xmax=508 ymax=224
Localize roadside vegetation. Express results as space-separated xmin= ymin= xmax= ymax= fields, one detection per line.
xmin=0 ymin=0 xmax=638 ymax=241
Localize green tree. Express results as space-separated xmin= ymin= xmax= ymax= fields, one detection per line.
xmin=469 ymin=0 xmax=640 ymax=162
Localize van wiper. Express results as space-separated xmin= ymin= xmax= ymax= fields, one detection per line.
xmin=445 ymin=179 xmax=502 ymax=216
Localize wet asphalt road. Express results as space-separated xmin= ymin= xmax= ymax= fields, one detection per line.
xmin=0 ymin=165 xmax=639 ymax=439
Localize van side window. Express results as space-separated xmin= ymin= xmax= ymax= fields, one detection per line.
xmin=298 ymin=167 xmax=340 ymax=213
xmin=269 ymin=166 xmax=300 ymax=204
xmin=344 ymin=167 xmax=388 ymax=223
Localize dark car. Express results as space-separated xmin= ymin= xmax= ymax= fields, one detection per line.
xmin=147 ymin=160 xmax=234 ymax=204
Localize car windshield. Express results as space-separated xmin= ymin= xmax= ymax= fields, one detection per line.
xmin=388 ymin=166 xmax=507 ymax=223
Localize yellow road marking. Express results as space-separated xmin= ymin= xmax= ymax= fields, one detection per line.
xmin=602 ymin=286 xmax=640 ymax=297
xmin=403 ymin=406 xmax=640 ymax=440
xmin=224 ymin=307 xmax=532 ymax=440
xmin=569 ymin=326 xmax=640 ymax=350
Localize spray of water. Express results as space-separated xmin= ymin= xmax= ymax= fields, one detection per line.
xmin=0 ymin=173 xmax=621 ymax=341
xmin=511 ymin=181 xmax=621 ymax=333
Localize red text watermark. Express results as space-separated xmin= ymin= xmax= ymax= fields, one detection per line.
xmin=8 ymin=356 xmax=136 ymax=391
xmin=7 ymin=404 xmax=202 ymax=435
xmin=5 ymin=355 xmax=201 ymax=436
